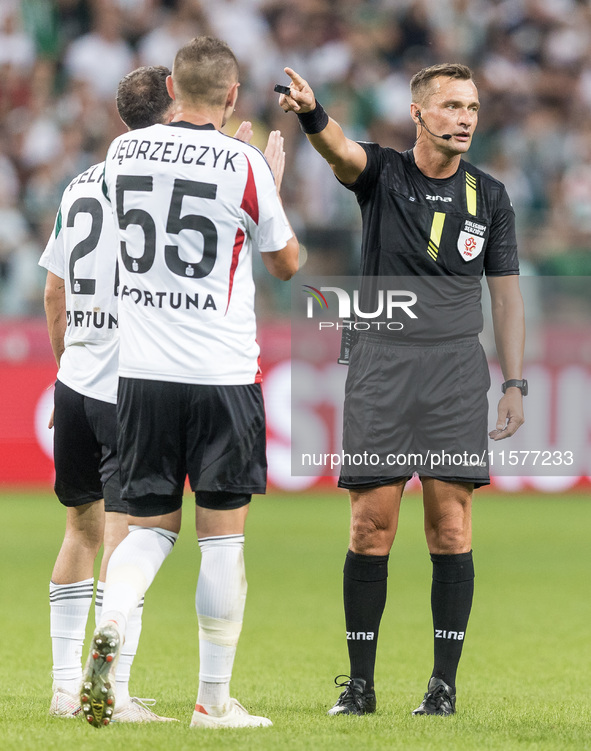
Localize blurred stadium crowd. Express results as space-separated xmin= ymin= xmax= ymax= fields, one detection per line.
xmin=1 ymin=0 xmax=590 ymax=317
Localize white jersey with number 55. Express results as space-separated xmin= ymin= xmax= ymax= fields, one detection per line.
xmin=39 ymin=162 xmax=119 ymax=403
xmin=103 ymin=122 xmax=292 ymax=386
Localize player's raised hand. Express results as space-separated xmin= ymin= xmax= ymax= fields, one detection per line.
xmin=264 ymin=130 xmax=286 ymax=193
xmin=233 ymin=120 xmax=254 ymax=143
xmin=278 ymin=67 xmax=316 ymax=113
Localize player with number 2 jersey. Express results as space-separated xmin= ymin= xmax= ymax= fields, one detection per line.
xmin=40 ymin=65 xmax=177 ymax=725
xmin=41 ymin=162 xmax=119 ymax=402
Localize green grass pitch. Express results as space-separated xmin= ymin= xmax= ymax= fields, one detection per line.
xmin=0 ymin=489 xmax=589 ymax=750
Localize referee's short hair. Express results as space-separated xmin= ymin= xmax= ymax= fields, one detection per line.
xmin=116 ymin=65 xmax=173 ymax=130
xmin=172 ymin=36 xmax=239 ymax=109
xmin=410 ymin=63 xmax=474 ymax=105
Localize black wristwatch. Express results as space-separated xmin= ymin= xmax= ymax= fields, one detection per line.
xmin=502 ymin=379 xmax=528 ymax=396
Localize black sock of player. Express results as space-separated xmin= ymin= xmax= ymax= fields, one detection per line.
xmin=343 ymin=549 xmax=389 ymax=688
xmin=430 ymin=551 xmax=474 ymax=691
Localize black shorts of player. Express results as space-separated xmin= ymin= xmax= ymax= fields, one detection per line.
xmin=52 ymin=379 xmax=123 ymax=512
xmin=338 ymin=335 xmax=491 ymax=490
xmin=117 ymin=378 xmax=267 ymax=517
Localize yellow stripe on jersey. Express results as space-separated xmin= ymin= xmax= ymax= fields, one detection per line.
xmin=465 ymin=172 xmax=477 ymax=216
xmin=428 ymin=211 xmax=446 ymax=261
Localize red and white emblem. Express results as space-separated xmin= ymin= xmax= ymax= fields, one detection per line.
xmin=457 ymin=231 xmax=484 ymax=261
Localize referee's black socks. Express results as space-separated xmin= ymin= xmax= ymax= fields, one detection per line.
xmin=430 ymin=550 xmax=475 ymax=691
xmin=343 ymin=549 xmax=389 ymax=688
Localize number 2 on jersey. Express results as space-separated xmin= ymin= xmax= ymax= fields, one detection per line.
xmin=68 ymin=197 xmax=103 ymax=294
xmin=116 ymin=175 xmax=218 ymax=278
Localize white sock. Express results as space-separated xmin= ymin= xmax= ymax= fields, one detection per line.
xmin=50 ymin=578 xmax=94 ymax=694
xmin=196 ymin=534 xmax=247 ymax=710
xmin=95 ymin=581 xmax=105 ymax=626
xmin=100 ymin=526 xmax=177 ymax=640
xmin=96 ymin=581 xmax=143 ymax=705
xmin=116 ymin=596 xmax=144 ymax=704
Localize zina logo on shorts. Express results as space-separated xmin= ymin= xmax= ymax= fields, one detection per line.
xmin=346 ymin=631 xmax=375 ymax=640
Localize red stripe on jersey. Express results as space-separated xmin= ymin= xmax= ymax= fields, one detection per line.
xmin=225 ymin=227 xmax=245 ymax=315
xmin=240 ymin=156 xmax=259 ymax=224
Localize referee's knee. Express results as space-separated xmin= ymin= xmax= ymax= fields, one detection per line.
xmin=426 ymin=523 xmax=471 ymax=555
xmin=349 ymin=516 xmax=396 ymax=556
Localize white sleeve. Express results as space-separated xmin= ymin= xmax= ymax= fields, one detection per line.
xmin=38 ymin=208 xmax=65 ymax=279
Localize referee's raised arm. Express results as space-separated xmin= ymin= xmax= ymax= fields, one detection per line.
xmin=278 ymin=67 xmax=367 ymax=185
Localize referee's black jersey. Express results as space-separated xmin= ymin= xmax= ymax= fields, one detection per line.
xmin=342 ymin=143 xmax=519 ymax=341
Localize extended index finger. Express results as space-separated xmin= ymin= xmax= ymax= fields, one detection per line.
xmin=284 ymin=67 xmax=306 ymax=89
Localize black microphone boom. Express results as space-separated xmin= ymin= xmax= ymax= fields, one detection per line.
xmin=417 ymin=112 xmax=452 ymax=141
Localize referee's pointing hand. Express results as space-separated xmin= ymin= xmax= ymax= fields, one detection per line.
xmin=278 ymin=67 xmax=316 ymax=114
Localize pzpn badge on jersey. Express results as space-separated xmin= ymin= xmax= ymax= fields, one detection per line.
xmin=457 ymin=219 xmax=486 ymax=262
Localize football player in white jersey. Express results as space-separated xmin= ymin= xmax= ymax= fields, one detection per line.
xmin=40 ymin=65 xmax=179 ymax=723
xmin=82 ymin=36 xmax=299 ymax=729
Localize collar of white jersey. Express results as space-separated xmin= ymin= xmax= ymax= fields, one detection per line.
xmin=167 ymin=121 xmax=216 ymax=131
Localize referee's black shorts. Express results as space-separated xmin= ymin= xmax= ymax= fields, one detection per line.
xmin=53 ymin=379 xmax=123 ymax=511
xmin=338 ymin=335 xmax=491 ymax=490
xmin=117 ymin=378 xmax=267 ymax=517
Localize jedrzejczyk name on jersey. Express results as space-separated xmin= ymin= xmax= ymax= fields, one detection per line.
xmin=39 ymin=161 xmax=119 ymax=403
xmin=103 ymin=122 xmax=292 ymax=386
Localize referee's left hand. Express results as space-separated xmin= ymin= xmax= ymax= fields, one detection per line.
xmin=278 ymin=67 xmax=316 ymax=114
xmin=489 ymin=392 xmax=524 ymax=440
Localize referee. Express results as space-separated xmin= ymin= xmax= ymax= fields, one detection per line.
xmin=279 ymin=63 xmax=525 ymax=716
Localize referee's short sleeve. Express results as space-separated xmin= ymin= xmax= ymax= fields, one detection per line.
xmin=337 ymin=141 xmax=384 ymax=198
xmin=484 ymin=185 xmax=519 ymax=276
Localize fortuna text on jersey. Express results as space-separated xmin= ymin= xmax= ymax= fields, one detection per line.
xmin=120 ymin=285 xmax=217 ymax=310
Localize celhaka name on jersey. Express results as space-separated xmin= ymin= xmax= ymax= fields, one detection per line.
xmin=457 ymin=218 xmax=486 ymax=262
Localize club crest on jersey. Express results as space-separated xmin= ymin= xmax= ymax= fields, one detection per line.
xmin=457 ymin=219 xmax=486 ymax=262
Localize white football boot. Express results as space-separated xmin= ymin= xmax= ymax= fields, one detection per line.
xmin=190 ymin=698 xmax=272 ymax=728
xmin=49 ymin=687 xmax=83 ymax=718
xmin=111 ymin=697 xmax=178 ymax=723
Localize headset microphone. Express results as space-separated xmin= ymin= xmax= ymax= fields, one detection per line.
xmin=416 ymin=112 xmax=452 ymax=141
